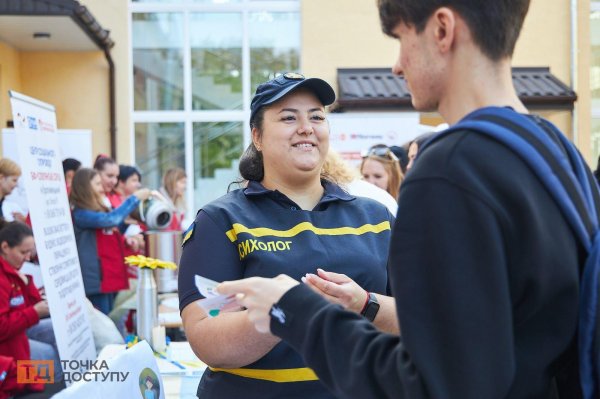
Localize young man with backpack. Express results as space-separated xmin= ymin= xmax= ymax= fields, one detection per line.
xmin=218 ymin=1 xmax=594 ymax=397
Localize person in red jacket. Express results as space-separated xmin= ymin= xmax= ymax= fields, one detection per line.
xmin=93 ymin=154 xmax=120 ymax=209
xmin=69 ymin=168 xmax=153 ymax=314
xmin=0 ymin=220 xmax=61 ymax=395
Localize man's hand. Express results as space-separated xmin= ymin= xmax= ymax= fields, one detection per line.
xmin=217 ymin=275 xmax=299 ymax=333
xmin=302 ymin=268 xmax=368 ymax=314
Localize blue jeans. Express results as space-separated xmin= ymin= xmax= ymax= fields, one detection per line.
xmin=27 ymin=317 xmax=63 ymax=381
xmin=88 ymin=292 xmax=116 ymax=315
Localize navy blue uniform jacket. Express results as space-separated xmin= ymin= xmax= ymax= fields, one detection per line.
xmin=179 ymin=180 xmax=394 ymax=398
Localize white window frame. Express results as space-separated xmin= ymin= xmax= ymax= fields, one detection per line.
xmin=128 ymin=1 xmax=300 ymax=211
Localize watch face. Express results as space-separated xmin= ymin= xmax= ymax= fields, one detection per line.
xmin=364 ymin=294 xmax=380 ymax=322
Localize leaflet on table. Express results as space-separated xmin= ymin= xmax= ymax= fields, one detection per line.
xmin=194 ymin=275 xmax=239 ymax=317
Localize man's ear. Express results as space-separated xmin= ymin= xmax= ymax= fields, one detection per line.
xmin=431 ymin=7 xmax=456 ymax=54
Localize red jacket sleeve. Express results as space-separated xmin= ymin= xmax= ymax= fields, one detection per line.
xmin=0 ymin=277 xmax=39 ymax=343
xmin=23 ymin=277 xmax=42 ymax=304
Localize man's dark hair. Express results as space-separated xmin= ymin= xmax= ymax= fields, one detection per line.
xmin=377 ymin=0 xmax=531 ymax=61
xmin=62 ymin=158 xmax=82 ymax=174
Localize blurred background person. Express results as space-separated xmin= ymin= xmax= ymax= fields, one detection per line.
xmin=93 ymin=154 xmax=120 ymax=209
xmin=323 ymin=150 xmax=397 ymax=215
xmin=0 ymin=158 xmax=26 ymax=223
xmin=114 ymin=165 xmax=143 ymax=207
xmin=62 ymin=157 xmax=82 ymax=195
xmin=360 ymin=144 xmax=403 ymax=201
xmin=406 ymin=133 xmax=435 ymax=172
xmin=389 ymin=145 xmax=409 ymax=174
xmin=113 ymin=164 xmax=146 ymax=253
xmin=0 ymin=221 xmax=62 ymax=385
xmin=159 ymin=167 xmax=187 ymax=231
xmin=69 ymin=168 xmax=152 ymax=314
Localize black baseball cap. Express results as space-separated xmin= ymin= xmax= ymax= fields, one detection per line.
xmin=250 ymin=72 xmax=336 ymax=127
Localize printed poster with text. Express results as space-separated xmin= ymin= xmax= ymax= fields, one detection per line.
xmin=9 ymin=91 xmax=96 ymax=367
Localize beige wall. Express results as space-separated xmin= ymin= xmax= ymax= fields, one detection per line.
xmin=19 ymin=51 xmax=109 ymax=163
xmin=0 ymin=41 xmax=22 ymax=155
xmin=301 ymin=0 xmax=397 ymax=90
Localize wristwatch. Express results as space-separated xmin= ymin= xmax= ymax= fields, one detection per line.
xmin=360 ymin=292 xmax=380 ymax=322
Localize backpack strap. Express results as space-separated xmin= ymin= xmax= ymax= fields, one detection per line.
xmin=418 ymin=106 xmax=600 ymax=398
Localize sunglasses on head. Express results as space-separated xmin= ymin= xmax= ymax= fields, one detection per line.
xmin=362 ymin=146 xmax=399 ymax=161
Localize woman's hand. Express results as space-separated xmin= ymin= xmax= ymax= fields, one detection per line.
xmin=133 ymin=188 xmax=152 ymax=201
xmin=125 ymin=234 xmax=145 ymax=252
xmin=302 ymin=268 xmax=368 ymax=314
xmin=34 ymin=300 xmax=50 ymax=318
xmin=150 ymin=190 xmax=168 ymax=203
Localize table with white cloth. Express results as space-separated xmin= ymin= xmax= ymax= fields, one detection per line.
xmin=97 ymin=341 xmax=206 ymax=399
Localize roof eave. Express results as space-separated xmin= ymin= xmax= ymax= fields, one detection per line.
xmin=0 ymin=0 xmax=114 ymax=50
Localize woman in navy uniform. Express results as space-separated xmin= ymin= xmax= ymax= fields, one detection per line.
xmin=178 ymin=73 xmax=396 ymax=398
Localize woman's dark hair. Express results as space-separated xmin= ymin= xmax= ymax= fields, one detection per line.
xmin=377 ymin=0 xmax=530 ymax=61
xmin=0 ymin=220 xmax=33 ymax=248
xmin=93 ymin=154 xmax=117 ymax=172
xmin=118 ymin=165 xmax=142 ymax=183
xmin=239 ymin=106 xmax=267 ymax=182
xmin=389 ymin=145 xmax=408 ymax=173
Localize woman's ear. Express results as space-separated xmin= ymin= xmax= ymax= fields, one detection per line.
xmin=0 ymin=241 xmax=9 ymax=254
xmin=251 ymin=127 xmax=262 ymax=151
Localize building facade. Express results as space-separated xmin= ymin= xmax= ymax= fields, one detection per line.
xmin=0 ymin=0 xmax=596 ymax=210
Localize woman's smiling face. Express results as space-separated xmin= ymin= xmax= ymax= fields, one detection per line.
xmin=254 ymin=88 xmax=329 ymax=182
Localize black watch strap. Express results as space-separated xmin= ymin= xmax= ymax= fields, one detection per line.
xmin=361 ymin=292 xmax=380 ymax=322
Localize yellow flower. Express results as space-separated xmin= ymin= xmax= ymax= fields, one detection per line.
xmin=124 ymin=255 xmax=177 ymax=270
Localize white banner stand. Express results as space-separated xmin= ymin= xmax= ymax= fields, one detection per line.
xmin=9 ymin=91 xmax=96 ymax=372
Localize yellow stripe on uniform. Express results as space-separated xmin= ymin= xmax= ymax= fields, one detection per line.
xmin=182 ymin=223 xmax=195 ymax=246
xmin=225 ymin=221 xmax=391 ymax=242
xmin=183 ymin=228 xmax=194 ymax=243
xmin=209 ymin=366 xmax=319 ymax=383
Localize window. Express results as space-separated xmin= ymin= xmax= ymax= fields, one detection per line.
xmin=134 ymin=122 xmax=185 ymax=190
xmin=190 ymin=13 xmax=243 ymax=110
xmin=130 ymin=1 xmax=300 ymax=215
xmin=133 ymin=13 xmax=184 ymax=111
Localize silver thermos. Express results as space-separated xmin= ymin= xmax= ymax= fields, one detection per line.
xmin=145 ymin=231 xmax=182 ymax=293
xmin=137 ymin=268 xmax=158 ymax=347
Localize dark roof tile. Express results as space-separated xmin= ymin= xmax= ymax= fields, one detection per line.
xmin=337 ymin=67 xmax=577 ymax=111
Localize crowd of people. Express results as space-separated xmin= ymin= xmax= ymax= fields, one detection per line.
xmin=0 ymin=152 xmax=188 ymax=397
xmin=0 ymin=97 xmax=428 ymax=398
